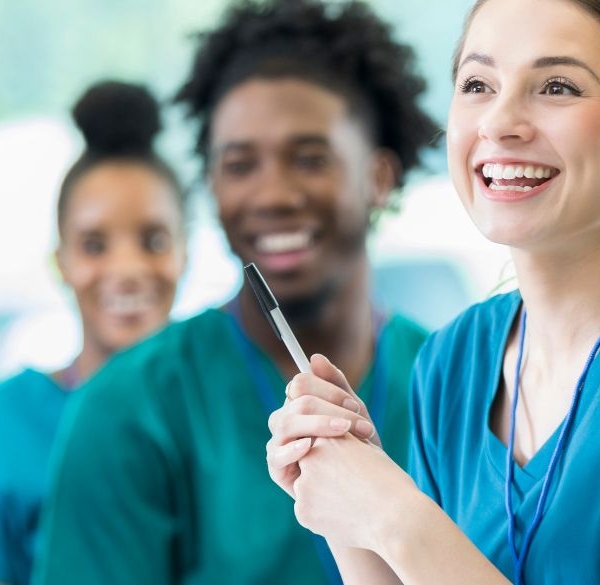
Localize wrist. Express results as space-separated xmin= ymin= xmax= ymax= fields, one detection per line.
xmin=374 ymin=484 xmax=433 ymax=570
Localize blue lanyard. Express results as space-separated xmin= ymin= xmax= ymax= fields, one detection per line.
xmin=505 ymin=308 xmax=600 ymax=584
xmin=225 ymin=299 xmax=388 ymax=585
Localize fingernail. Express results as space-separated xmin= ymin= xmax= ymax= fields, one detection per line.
xmin=342 ymin=398 xmax=360 ymax=413
xmin=330 ymin=417 xmax=351 ymax=431
xmin=354 ymin=419 xmax=374 ymax=438
xmin=293 ymin=437 xmax=311 ymax=450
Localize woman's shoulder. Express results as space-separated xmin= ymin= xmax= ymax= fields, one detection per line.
xmin=431 ymin=289 xmax=519 ymax=339
xmin=417 ymin=289 xmax=521 ymax=368
xmin=0 ymin=368 xmax=55 ymax=402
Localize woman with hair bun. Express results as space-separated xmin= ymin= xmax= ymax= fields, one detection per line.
xmin=0 ymin=80 xmax=187 ymax=585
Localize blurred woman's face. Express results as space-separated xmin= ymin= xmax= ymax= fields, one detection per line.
xmin=56 ymin=161 xmax=186 ymax=356
xmin=448 ymin=0 xmax=600 ymax=253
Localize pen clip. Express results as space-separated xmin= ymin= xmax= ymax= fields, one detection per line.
xmin=244 ymin=263 xmax=282 ymax=340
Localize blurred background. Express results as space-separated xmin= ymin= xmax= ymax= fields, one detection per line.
xmin=0 ymin=0 xmax=513 ymax=378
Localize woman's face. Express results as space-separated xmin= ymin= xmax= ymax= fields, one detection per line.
xmin=56 ymin=162 xmax=186 ymax=356
xmin=208 ymin=77 xmax=393 ymax=305
xmin=448 ymin=0 xmax=600 ymax=253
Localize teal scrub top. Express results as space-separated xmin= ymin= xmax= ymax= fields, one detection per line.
xmin=410 ymin=291 xmax=600 ymax=584
xmin=0 ymin=369 xmax=72 ymax=585
xmin=34 ymin=307 xmax=426 ymax=585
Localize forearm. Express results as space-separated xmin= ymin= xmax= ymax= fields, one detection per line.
xmin=328 ymin=543 xmax=403 ymax=585
xmin=377 ymin=492 xmax=510 ymax=585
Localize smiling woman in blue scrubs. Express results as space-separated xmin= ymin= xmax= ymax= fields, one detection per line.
xmin=267 ymin=0 xmax=600 ymax=583
xmin=0 ymin=80 xmax=187 ymax=585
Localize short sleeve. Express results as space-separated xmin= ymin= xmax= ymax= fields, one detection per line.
xmin=408 ymin=342 xmax=442 ymax=505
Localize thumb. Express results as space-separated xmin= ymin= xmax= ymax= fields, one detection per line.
xmin=309 ymin=353 xmax=354 ymax=395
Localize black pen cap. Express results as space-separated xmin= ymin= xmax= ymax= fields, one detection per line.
xmin=243 ymin=263 xmax=282 ymax=340
xmin=244 ymin=263 xmax=278 ymax=311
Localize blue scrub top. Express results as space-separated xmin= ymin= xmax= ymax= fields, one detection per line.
xmin=0 ymin=369 xmax=72 ymax=585
xmin=410 ymin=291 xmax=600 ymax=584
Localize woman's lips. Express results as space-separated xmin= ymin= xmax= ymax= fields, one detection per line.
xmin=477 ymin=162 xmax=560 ymax=200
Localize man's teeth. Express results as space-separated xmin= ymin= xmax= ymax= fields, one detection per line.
xmin=482 ymin=163 xmax=555 ymax=180
xmin=103 ymin=293 xmax=154 ymax=314
xmin=256 ymin=232 xmax=312 ymax=254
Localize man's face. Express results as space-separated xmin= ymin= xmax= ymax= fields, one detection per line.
xmin=209 ymin=77 xmax=387 ymax=304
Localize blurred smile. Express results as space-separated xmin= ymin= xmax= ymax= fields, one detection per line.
xmin=99 ymin=290 xmax=160 ymax=320
xmin=252 ymin=229 xmax=318 ymax=272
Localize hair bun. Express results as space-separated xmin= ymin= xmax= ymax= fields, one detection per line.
xmin=72 ymin=80 xmax=161 ymax=155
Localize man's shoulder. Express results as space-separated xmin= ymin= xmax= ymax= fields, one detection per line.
xmin=81 ymin=308 xmax=233 ymax=397
xmin=385 ymin=311 xmax=429 ymax=340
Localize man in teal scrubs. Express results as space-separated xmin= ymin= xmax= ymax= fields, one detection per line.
xmin=33 ymin=1 xmax=438 ymax=583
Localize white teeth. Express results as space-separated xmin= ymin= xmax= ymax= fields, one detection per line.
xmin=102 ymin=293 xmax=154 ymax=315
xmin=481 ymin=163 xmax=556 ymax=180
xmin=256 ymin=231 xmax=312 ymax=254
xmin=489 ymin=184 xmax=533 ymax=192
xmin=502 ymin=166 xmax=514 ymax=179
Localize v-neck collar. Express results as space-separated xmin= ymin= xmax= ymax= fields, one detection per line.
xmin=484 ymin=293 xmax=600 ymax=490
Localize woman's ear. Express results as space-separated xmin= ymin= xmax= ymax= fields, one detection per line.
xmin=368 ymin=149 xmax=402 ymax=210
xmin=53 ymin=246 xmax=69 ymax=285
xmin=179 ymin=241 xmax=190 ymax=277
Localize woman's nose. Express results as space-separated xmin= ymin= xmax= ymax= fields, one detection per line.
xmin=106 ymin=241 xmax=151 ymax=278
xmin=477 ymin=94 xmax=535 ymax=144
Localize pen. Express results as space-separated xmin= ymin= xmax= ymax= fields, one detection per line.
xmin=243 ymin=263 xmax=311 ymax=373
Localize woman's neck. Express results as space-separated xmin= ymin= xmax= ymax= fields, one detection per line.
xmin=492 ymin=245 xmax=600 ymax=464
xmin=512 ymin=244 xmax=600 ymax=360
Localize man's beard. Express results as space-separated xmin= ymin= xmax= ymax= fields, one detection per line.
xmin=278 ymin=281 xmax=335 ymax=326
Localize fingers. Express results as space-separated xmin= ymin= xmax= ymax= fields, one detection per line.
xmin=309 ymin=353 xmax=353 ymax=393
xmin=266 ymin=436 xmax=312 ymax=471
xmin=268 ymin=396 xmax=374 ymax=444
xmin=286 ymin=354 xmax=369 ymax=419
xmin=266 ymin=436 xmax=312 ymax=500
xmin=286 ymin=367 xmax=362 ymax=414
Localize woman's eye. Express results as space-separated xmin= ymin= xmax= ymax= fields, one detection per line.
xmin=541 ymin=78 xmax=582 ymax=96
xmin=81 ymin=236 xmax=105 ymax=255
xmin=143 ymin=230 xmax=172 ymax=253
xmin=458 ymin=77 xmax=489 ymax=94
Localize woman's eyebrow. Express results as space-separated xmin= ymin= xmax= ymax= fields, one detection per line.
xmin=533 ymin=56 xmax=600 ymax=83
xmin=457 ymin=52 xmax=495 ymax=74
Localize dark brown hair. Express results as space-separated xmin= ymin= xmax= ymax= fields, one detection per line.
xmin=452 ymin=0 xmax=600 ymax=82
